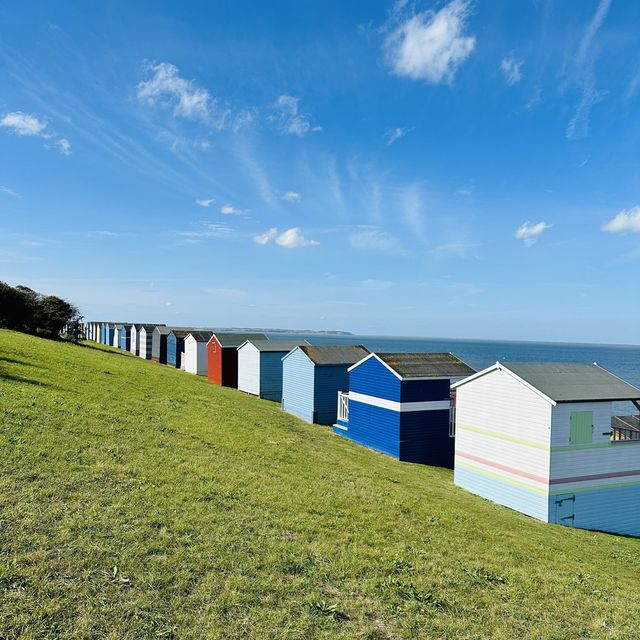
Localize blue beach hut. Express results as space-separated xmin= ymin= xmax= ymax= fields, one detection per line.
xmin=106 ymin=322 xmax=116 ymax=347
xmin=333 ymin=352 xmax=475 ymax=467
xmin=167 ymin=329 xmax=192 ymax=369
xmin=237 ymin=339 xmax=309 ymax=402
xmin=282 ymin=345 xmax=369 ymax=424
xmin=100 ymin=322 xmax=107 ymax=344
xmin=117 ymin=324 xmax=132 ymax=351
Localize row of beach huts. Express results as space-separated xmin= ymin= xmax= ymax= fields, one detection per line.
xmin=83 ymin=321 xmax=640 ymax=538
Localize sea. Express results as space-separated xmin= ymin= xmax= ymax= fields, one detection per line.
xmin=267 ymin=333 xmax=640 ymax=391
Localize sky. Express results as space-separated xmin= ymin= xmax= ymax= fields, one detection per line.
xmin=1 ymin=0 xmax=640 ymax=344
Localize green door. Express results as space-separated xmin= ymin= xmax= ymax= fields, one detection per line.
xmin=570 ymin=411 xmax=593 ymax=444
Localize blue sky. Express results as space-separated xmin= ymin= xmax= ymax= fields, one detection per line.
xmin=1 ymin=0 xmax=640 ymax=344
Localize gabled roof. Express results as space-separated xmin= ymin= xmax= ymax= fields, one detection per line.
xmin=154 ymin=326 xmax=190 ymax=335
xmin=349 ymin=352 xmax=475 ymax=380
xmin=139 ymin=324 xmax=164 ymax=331
xmin=210 ymin=332 xmax=268 ymax=347
xmin=238 ymin=339 xmax=309 ymax=352
xmin=186 ymin=330 xmax=214 ymax=342
xmin=169 ymin=328 xmax=200 ymax=339
xmin=294 ymin=344 xmax=370 ymax=366
xmin=453 ymin=361 xmax=640 ymax=404
xmin=504 ymin=362 xmax=640 ymax=403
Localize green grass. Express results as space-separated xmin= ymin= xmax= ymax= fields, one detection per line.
xmin=1 ymin=328 xmax=639 ymax=639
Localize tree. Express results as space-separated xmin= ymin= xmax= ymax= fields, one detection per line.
xmin=36 ymin=295 xmax=80 ymax=339
xmin=0 ymin=282 xmax=34 ymax=331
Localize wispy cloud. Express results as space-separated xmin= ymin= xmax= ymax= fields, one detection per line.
xmin=362 ymin=279 xmax=394 ymax=289
xmin=576 ymin=0 xmax=612 ymax=67
xmin=427 ymin=241 xmax=479 ymax=258
xmin=515 ymin=221 xmax=550 ymax=246
xmin=179 ymin=223 xmax=234 ymax=242
xmin=270 ymin=95 xmax=321 ymax=137
xmin=383 ymin=0 xmax=475 ymax=84
xmin=385 ymin=126 xmax=413 ymax=145
xmin=195 ymin=198 xmax=214 ymax=207
xmin=137 ymin=62 xmax=216 ymax=124
xmin=349 ymin=227 xmax=404 ymax=253
xmin=220 ymin=204 xmax=247 ymax=215
xmin=282 ymin=191 xmax=301 ymax=203
xmin=254 ymin=226 xmax=319 ymax=248
xmin=0 ymin=111 xmax=71 ymax=154
xmin=0 ymin=185 xmax=21 ymax=198
xmin=602 ymin=206 xmax=640 ymax=233
xmin=500 ymin=56 xmax=523 ymax=85
xmin=566 ymin=0 xmax=611 ymax=140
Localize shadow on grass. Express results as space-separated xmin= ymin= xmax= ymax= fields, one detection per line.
xmin=0 ymin=369 xmax=54 ymax=387
xmin=79 ymin=343 xmax=132 ymax=357
xmin=0 ymin=355 xmax=32 ymax=366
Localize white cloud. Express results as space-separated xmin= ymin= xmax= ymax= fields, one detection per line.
xmin=0 ymin=185 xmax=21 ymax=198
xmin=515 ymin=221 xmax=550 ymax=246
xmin=254 ymin=227 xmax=319 ymax=248
xmin=271 ymin=95 xmax=321 ymax=137
xmin=254 ymin=228 xmax=278 ymax=245
xmin=0 ymin=111 xmax=47 ymax=136
xmin=56 ymin=138 xmax=71 ymax=155
xmin=137 ymin=62 xmax=215 ymax=124
xmin=220 ymin=204 xmax=246 ymax=215
xmin=349 ymin=228 xmax=403 ymax=253
xmin=500 ymin=56 xmax=523 ymax=85
xmin=602 ymin=206 xmax=640 ymax=233
xmin=195 ymin=198 xmax=214 ymax=207
xmin=385 ymin=127 xmax=413 ymax=145
xmin=0 ymin=111 xmax=70 ymax=155
xmin=275 ymin=227 xmax=319 ymax=248
xmin=384 ymin=0 xmax=475 ymax=84
xmin=282 ymin=191 xmax=301 ymax=203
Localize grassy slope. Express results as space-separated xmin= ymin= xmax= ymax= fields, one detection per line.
xmin=0 ymin=329 xmax=639 ymax=640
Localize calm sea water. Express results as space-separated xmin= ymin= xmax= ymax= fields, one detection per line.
xmin=268 ymin=333 xmax=640 ymax=390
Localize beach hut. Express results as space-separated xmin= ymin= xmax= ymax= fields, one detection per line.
xmin=116 ymin=324 xmax=132 ymax=350
xmin=167 ymin=329 xmax=194 ymax=369
xmin=282 ymin=345 xmax=370 ymax=425
xmin=130 ymin=324 xmax=142 ymax=356
xmin=105 ymin=322 xmax=116 ymax=347
xmin=100 ymin=322 xmax=107 ymax=344
xmin=333 ymin=352 xmax=475 ymax=467
xmin=183 ymin=331 xmax=214 ymax=375
xmin=452 ymin=362 xmax=640 ymax=537
xmin=237 ymin=339 xmax=309 ymax=402
xmin=139 ymin=324 xmax=163 ymax=360
xmin=207 ymin=332 xmax=267 ymax=387
xmin=151 ymin=326 xmax=177 ymax=363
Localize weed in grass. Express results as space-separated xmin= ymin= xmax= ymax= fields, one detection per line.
xmin=464 ymin=566 xmax=507 ymax=586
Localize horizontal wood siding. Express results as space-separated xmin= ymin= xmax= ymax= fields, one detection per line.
xmin=282 ymin=349 xmax=315 ymax=423
xmin=454 ymin=367 xmax=552 ymax=522
xmin=119 ymin=329 xmax=130 ymax=351
xmin=350 ymin=356 xmax=401 ymax=402
xmin=238 ymin=343 xmax=260 ymax=396
xmin=259 ymin=352 xmax=287 ymax=402
xmin=455 ymin=465 xmax=549 ymax=522
xmin=401 ymin=378 xmax=450 ymax=403
xmin=347 ymin=400 xmax=401 ymax=459
xmin=130 ymin=326 xmax=138 ymax=355
xmin=184 ymin=336 xmax=208 ymax=375
xmin=548 ymin=486 xmax=640 ymax=536
xmin=400 ymin=409 xmax=453 ymax=466
xmin=139 ymin=328 xmax=152 ymax=359
xmin=314 ymin=365 xmax=350 ymax=425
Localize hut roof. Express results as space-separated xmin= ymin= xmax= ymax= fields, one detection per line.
xmin=298 ymin=344 xmax=370 ymax=366
xmin=241 ymin=339 xmax=309 ymax=352
xmin=372 ymin=352 xmax=476 ymax=379
xmin=187 ymin=330 xmax=215 ymax=342
xmin=503 ymin=362 xmax=640 ymax=403
xmin=211 ymin=332 xmax=268 ymax=347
